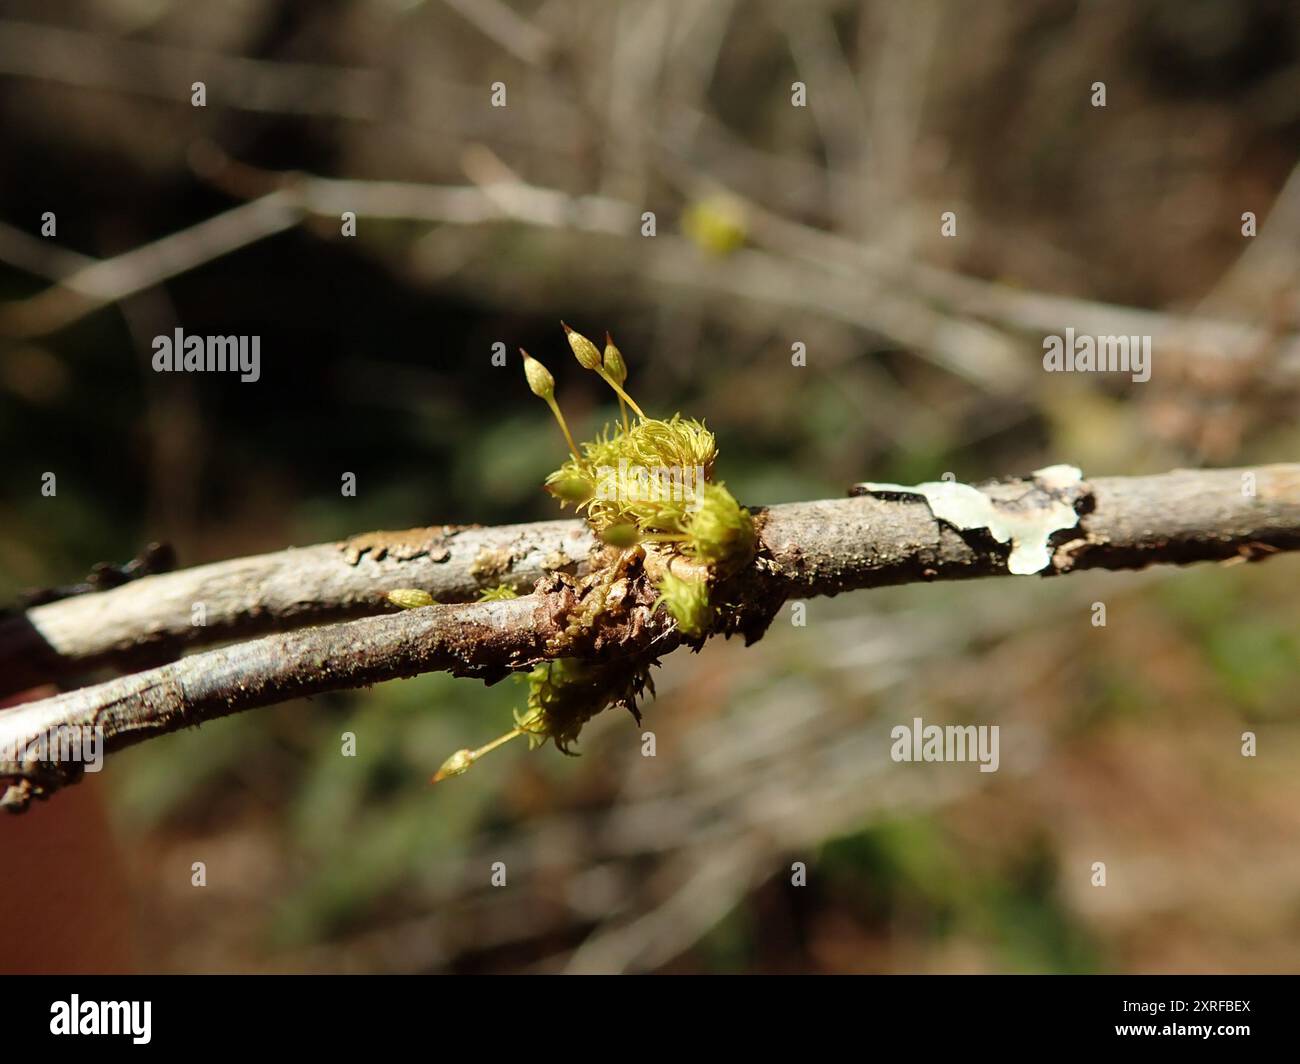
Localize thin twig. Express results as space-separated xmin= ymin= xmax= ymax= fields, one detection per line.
xmin=0 ymin=518 xmax=599 ymax=696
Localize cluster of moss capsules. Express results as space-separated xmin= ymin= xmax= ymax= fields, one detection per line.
xmin=401 ymin=325 xmax=755 ymax=782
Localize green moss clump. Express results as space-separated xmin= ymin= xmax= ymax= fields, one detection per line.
xmin=436 ymin=326 xmax=757 ymax=780
xmin=477 ymin=584 xmax=520 ymax=601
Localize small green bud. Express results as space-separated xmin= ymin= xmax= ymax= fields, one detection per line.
xmin=545 ymin=469 xmax=596 ymax=505
xmin=386 ymin=588 xmax=437 ymax=609
xmin=603 ymin=332 xmax=627 ymax=384
xmin=432 ymin=748 xmax=475 ymax=783
xmin=599 ymin=522 xmax=641 ymax=548
xmin=562 ymin=321 xmax=603 ymax=371
xmin=520 ymin=348 xmax=555 ymax=398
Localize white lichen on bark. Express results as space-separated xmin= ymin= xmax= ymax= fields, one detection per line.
xmin=855 ymin=465 xmax=1084 ymax=575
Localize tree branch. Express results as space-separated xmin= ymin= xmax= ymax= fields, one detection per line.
xmin=2 ymin=463 xmax=1298 ymax=808
xmin=0 ymin=519 xmax=598 ymax=697
xmin=2 ymin=465 xmax=1298 ymax=702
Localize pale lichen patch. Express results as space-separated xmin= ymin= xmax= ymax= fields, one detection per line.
xmin=855 ymin=465 xmax=1085 ymax=575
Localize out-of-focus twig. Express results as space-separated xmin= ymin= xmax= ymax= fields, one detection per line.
xmin=0 ymin=220 xmax=96 ymax=282
xmin=439 ymin=0 xmax=556 ymax=68
xmin=0 ymin=18 xmax=389 ymax=118
xmin=0 ymin=192 xmax=300 ymax=337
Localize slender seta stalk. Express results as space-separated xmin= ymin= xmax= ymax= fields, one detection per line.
xmin=520 ymin=348 xmax=582 ymax=462
xmin=432 ymin=727 xmax=526 ymax=782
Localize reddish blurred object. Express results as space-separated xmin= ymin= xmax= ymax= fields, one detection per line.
xmin=0 ymin=687 xmax=135 ymax=974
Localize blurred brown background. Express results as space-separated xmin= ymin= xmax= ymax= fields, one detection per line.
xmin=0 ymin=0 xmax=1298 ymax=973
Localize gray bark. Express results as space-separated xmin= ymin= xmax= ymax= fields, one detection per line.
xmin=2 ymin=462 xmax=1297 ymax=809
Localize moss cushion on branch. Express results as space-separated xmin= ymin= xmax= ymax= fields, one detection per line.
xmin=394 ymin=324 xmax=757 ymax=780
